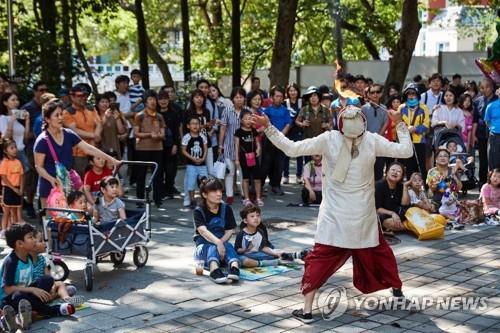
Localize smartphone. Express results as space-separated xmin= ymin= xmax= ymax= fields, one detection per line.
xmin=110 ymin=102 xmax=120 ymax=110
xmin=12 ymin=109 xmax=26 ymax=119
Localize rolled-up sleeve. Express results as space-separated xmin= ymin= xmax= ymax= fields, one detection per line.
xmin=374 ymin=122 xmax=413 ymax=159
xmin=264 ymin=125 xmax=329 ymax=157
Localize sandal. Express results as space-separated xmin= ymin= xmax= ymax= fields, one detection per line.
xmin=242 ymin=199 xmax=253 ymax=207
xmin=256 ymin=198 xmax=264 ymax=207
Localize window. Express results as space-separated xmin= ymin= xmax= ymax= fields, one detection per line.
xmin=437 ymin=42 xmax=449 ymax=52
xmin=97 ymin=65 xmax=104 ymax=73
xmin=123 ymin=66 xmax=129 ymax=72
xmin=174 ymin=30 xmax=181 ymax=43
xmin=106 ymin=66 xmax=112 ymax=72
xmin=115 ymin=65 xmax=121 ymax=72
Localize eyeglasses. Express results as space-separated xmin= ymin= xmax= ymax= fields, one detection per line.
xmin=437 ymin=154 xmax=449 ymax=158
xmin=369 ymin=90 xmax=382 ymax=94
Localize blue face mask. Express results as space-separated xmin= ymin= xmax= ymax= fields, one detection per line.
xmin=407 ymin=98 xmax=419 ymax=107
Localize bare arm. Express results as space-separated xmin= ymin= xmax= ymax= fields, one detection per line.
xmin=34 ymin=152 xmax=58 ymax=187
xmin=76 ymin=141 xmax=120 ymax=166
xmin=401 ymin=184 xmax=410 ymax=206
xmin=197 ymin=225 xmax=224 ymax=244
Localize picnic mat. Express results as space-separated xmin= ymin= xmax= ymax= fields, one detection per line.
xmin=240 ymin=263 xmax=302 ymax=281
xmin=35 ymin=303 xmax=89 ymax=320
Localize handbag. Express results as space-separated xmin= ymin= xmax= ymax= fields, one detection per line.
xmin=45 ymin=134 xmax=83 ymax=193
xmin=212 ymin=156 xmax=227 ymax=179
xmin=241 ymin=131 xmax=257 ymax=167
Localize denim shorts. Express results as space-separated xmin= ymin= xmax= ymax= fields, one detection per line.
xmin=185 ymin=165 xmax=208 ymax=191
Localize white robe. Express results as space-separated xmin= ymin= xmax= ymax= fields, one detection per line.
xmin=264 ymin=122 xmax=413 ymax=249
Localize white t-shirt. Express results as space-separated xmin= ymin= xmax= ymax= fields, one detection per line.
xmin=0 ymin=115 xmax=25 ymax=150
xmin=431 ymin=105 xmax=465 ymax=131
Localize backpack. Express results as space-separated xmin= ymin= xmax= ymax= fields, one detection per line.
xmin=457 ymin=199 xmax=484 ymax=224
xmin=423 ymin=91 xmax=444 ymax=106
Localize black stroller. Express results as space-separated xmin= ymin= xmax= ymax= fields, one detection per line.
xmin=433 ymin=128 xmax=477 ymax=195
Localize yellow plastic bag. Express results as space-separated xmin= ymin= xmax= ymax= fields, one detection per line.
xmin=404 ymin=207 xmax=445 ymax=240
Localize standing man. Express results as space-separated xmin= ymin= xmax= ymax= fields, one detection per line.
xmin=253 ymin=105 xmax=412 ymax=323
xmin=247 ymin=77 xmax=269 ymax=100
xmin=421 ymin=73 xmax=444 ymax=171
xmin=362 ymin=84 xmax=388 ymax=180
xmin=485 ymin=94 xmax=500 ymax=170
xmin=449 ymin=74 xmax=466 ymax=98
xmin=21 ymin=81 xmax=48 ymax=218
xmin=196 ymin=79 xmax=218 ymax=171
xmin=63 ymin=84 xmax=102 ymax=177
xmin=262 ymin=86 xmax=291 ymax=195
xmin=474 ymin=79 xmax=499 ymax=184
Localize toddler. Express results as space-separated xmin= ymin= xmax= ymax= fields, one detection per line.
xmin=67 ymin=190 xmax=88 ymax=221
xmin=235 ymin=205 xmax=308 ymax=268
xmin=93 ymin=176 xmax=126 ymax=224
xmin=405 ymin=172 xmax=434 ymax=212
xmin=481 ymin=168 xmax=500 ymax=218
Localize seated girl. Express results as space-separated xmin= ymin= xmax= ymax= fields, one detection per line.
xmin=93 ymin=176 xmax=126 ymax=224
xmin=83 ymin=155 xmax=112 ymax=205
xmin=235 ymin=205 xmax=308 ymax=268
xmin=481 ymin=168 xmax=500 ymax=218
xmin=301 ymin=155 xmax=323 ymax=205
xmin=193 ymin=177 xmax=240 ymax=284
xmin=375 ymin=162 xmax=410 ymax=232
xmin=405 ymin=172 xmax=434 ymax=212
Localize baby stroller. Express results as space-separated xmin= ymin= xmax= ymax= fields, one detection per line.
xmin=41 ymin=161 xmax=157 ymax=291
xmin=433 ymin=128 xmax=477 ymax=195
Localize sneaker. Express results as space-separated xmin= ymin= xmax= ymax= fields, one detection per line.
xmin=281 ymin=253 xmax=295 ymax=261
xmin=298 ymin=249 xmax=310 ymax=260
xmin=183 ymin=198 xmax=191 ymax=208
xmin=64 ymin=295 xmax=85 ymax=307
xmin=155 ymin=201 xmax=163 ymax=208
xmin=2 ymin=305 xmax=17 ymax=332
xmin=392 ymin=288 xmax=404 ymax=298
xmin=256 ymin=199 xmax=264 ymax=207
xmin=227 ymin=266 xmax=240 ymax=281
xmin=292 ymin=309 xmax=313 ymax=324
xmin=66 ymin=284 xmax=77 ymax=297
xmin=242 ymin=199 xmax=252 ymax=207
xmin=296 ymin=176 xmax=303 ymax=184
xmin=189 ymin=201 xmax=197 ymax=210
xmin=172 ymin=187 xmax=181 ymax=195
xmin=0 ymin=230 xmax=5 ymax=239
xmin=283 ymin=177 xmax=289 ymax=184
xmin=209 ymin=268 xmax=227 ymax=284
xmin=276 ymin=187 xmax=285 ymax=196
xmin=59 ymin=303 xmax=75 ymax=316
xmin=17 ymin=299 xmax=32 ymax=330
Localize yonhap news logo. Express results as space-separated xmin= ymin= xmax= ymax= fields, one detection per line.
xmin=317 ymin=286 xmax=488 ymax=320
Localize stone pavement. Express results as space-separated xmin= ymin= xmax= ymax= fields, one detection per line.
xmin=1 ymin=171 xmax=499 ymax=333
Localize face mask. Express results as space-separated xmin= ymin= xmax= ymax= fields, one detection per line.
xmin=407 ymin=98 xmax=419 ymax=107
xmin=342 ymin=116 xmax=365 ymax=138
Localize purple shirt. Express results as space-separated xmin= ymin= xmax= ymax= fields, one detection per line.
xmin=34 ymin=129 xmax=81 ymax=178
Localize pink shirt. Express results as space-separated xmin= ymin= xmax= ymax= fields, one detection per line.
xmin=462 ymin=113 xmax=473 ymax=147
xmin=303 ymin=162 xmax=323 ymax=192
xmin=481 ymin=183 xmax=500 ymax=215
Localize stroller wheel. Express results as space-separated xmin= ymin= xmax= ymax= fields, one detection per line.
xmin=84 ymin=264 xmax=93 ymax=291
xmin=51 ymin=260 xmax=69 ymax=281
xmin=110 ymin=250 xmax=126 ymax=266
xmin=133 ymin=246 xmax=149 ymax=268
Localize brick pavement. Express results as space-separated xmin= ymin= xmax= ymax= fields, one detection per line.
xmin=1 ymin=172 xmax=498 ymax=333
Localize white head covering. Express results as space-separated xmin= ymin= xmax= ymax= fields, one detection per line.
xmin=332 ymin=105 xmax=367 ymax=183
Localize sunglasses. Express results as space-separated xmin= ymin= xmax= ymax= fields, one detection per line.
xmin=369 ymin=90 xmax=382 ymax=94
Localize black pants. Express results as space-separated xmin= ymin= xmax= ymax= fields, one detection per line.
xmin=374 ymin=157 xmax=386 ymax=181
xmin=402 ymin=143 xmax=427 ymax=180
xmin=6 ymin=276 xmax=60 ymax=316
xmin=134 ymin=150 xmax=164 ymax=203
xmin=301 ymin=187 xmax=322 ymax=205
xmin=162 ymin=146 xmax=178 ymax=195
xmin=478 ymin=138 xmax=489 ymax=185
xmin=127 ymin=138 xmax=138 ymax=185
xmin=262 ymin=140 xmax=285 ymax=188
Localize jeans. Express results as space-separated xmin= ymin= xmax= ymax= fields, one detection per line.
xmin=184 ymin=165 xmax=208 ymax=193
xmin=134 ymin=150 xmax=164 ymax=203
xmin=195 ymin=242 xmax=239 ymax=268
xmin=6 ymin=275 xmax=60 ymax=316
xmin=238 ymin=251 xmax=276 ymax=264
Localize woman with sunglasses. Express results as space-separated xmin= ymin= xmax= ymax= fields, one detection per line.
xmin=34 ymin=100 xmax=120 ymax=208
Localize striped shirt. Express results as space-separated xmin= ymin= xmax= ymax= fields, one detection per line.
xmin=221 ymin=106 xmax=249 ymax=160
xmin=129 ymin=84 xmax=145 ymax=104
xmin=32 ymin=254 xmax=46 ymax=281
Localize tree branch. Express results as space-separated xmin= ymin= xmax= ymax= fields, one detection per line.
xmin=241 ymin=0 xmax=248 ymax=16
xmin=118 ymin=0 xmax=136 ymax=12
xmin=360 ymin=0 xmax=374 ymax=12
xmin=242 ymin=44 xmax=273 ymax=86
xmin=339 ymin=18 xmax=381 ymax=60
xmin=197 ymin=0 xmax=213 ymax=32
xmin=221 ymin=0 xmax=231 ymax=18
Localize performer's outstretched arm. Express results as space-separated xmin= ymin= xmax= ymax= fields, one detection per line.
xmin=263 ymin=125 xmax=330 ymax=157
xmin=374 ymin=122 xmax=413 ymax=159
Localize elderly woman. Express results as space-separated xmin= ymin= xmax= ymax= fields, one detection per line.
xmin=253 ymin=104 xmax=412 ymax=323
xmin=34 ymin=99 xmax=120 ymax=208
xmin=426 ymin=148 xmax=462 ymax=211
xmin=375 ymin=162 xmax=410 ymax=232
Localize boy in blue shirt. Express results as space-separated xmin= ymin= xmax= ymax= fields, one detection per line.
xmin=485 ymin=98 xmax=500 ymax=170
xmin=0 ymin=224 xmax=74 ymax=331
xmin=262 ymin=86 xmax=291 ymax=195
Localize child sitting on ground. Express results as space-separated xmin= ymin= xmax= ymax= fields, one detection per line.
xmin=30 ymin=230 xmax=85 ymax=307
xmin=0 ymin=224 xmax=75 ymax=332
xmin=301 ymin=155 xmax=323 ymax=205
xmin=481 ymin=168 xmax=500 ymax=218
xmin=235 ymin=205 xmax=309 ymax=268
xmin=93 ymin=176 xmax=126 ymax=224
xmin=0 ymin=139 xmax=25 ymax=237
xmin=405 ymin=172 xmax=434 ymax=212
xmin=83 ymin=155 xmax=112 ymax=205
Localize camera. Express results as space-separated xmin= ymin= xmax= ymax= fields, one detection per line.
xmin=110 ymin=102 xmax=120 ymax=110
xmin=11 ymin=109 xmax=26 ymax=120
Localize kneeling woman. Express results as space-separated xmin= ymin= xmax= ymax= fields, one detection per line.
xmin=193 ymin=177 xmax=240 ymax=284
xmin=375 ymin=162 xmax=410 ymax=232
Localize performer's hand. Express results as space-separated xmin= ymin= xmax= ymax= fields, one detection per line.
xmin=387 ymin=109 xmax=402 ymax=125
xmin=252 ymin=114 xmax=270 ymax=128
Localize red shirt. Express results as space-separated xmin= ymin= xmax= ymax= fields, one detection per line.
xmin=84 ymin=167 xmax=112 ymax=192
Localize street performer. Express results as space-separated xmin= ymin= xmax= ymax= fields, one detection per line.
xmin=253 ymin=101 xmax=413 ymax=323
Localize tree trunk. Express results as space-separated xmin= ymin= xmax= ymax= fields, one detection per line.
xmin=135 ymin=0 xmax=150 ymax=89
xmin=181 ymin=0 xmax=191 ymax=82
xmin=269 ymin=0 xmax=299 ymax=88
xmin=61 ymin=0 xmax=73 ymax=88
xmin=70 ymin=0 xmax=98 ymax=94
xmin=383 ymin=0 xmax=421 ymax=97
xmin=231 ymin=0 xmax=241 ymax=87
xmin=331 ymin=0 xmax=343 ymax=65
xmin=38 ymin=0 xmax=60 ymax=90
xmin=145 ymin=34 xmax=174 ymax=87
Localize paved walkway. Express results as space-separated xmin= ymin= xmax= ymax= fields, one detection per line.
xmin=1 ymin=171 xmax=499 ymax=333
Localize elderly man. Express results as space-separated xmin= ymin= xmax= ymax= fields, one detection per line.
xmin=253 ymin=103 xmax=413 ymax=323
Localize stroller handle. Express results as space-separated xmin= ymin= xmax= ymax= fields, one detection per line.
xmin=114 ymin=160 xmax=159 ymax=190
